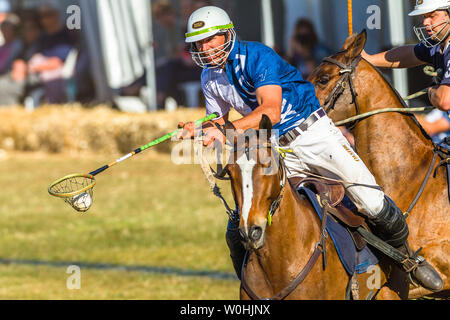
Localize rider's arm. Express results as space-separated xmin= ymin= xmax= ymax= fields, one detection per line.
xmin=428 ymin=84 xmax=450 ymax=111
xmin=361 ymin=45 xmax=425 ymax=69
xmin=231 ymin=85 xmax=282 ymax=131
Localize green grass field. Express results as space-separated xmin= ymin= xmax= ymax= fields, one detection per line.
xmin=0 ymin=150 xmax=240 ymax=299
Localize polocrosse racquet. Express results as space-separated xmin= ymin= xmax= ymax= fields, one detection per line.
xmin=48 ymin=113 xmax=218 ymax=212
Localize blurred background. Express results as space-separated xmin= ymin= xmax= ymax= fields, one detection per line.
xmin=0 ymin=0 xmax=447 ymax=300
xmin=0 ymin=0 xmax=435 ymax=112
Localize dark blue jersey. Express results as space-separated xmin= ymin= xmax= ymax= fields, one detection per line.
xmin=414 ymin=42 xmax=450 ymax=85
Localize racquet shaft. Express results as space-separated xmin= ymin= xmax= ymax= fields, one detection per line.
xmin=89 ymin=113 xmax=218 ymax=176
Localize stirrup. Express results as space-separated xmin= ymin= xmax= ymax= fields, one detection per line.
xmin=400 ymin=247 xmax=423 ymax=273
xmin=400 ymin=245 xmax=444 ymax=293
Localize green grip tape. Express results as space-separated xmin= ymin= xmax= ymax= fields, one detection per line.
xmin=139 ymin=113 xmax=218 ymax=151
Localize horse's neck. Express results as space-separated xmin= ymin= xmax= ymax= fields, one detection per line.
xmin=353 ymin=61 xmax=435 ymax=203
xmin=255 ymin=184 xmax=321 ymax=285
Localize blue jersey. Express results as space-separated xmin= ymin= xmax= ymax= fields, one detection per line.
xmin=201 ymin=40 xmax=321 ymax=135
xmin=414 ymin=42 xmax=450 ymax=85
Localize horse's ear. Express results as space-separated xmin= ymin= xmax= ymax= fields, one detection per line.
xmin=343 ymin=29 xmax=367 ymax=60
xmin=259 ymin=114 xmax=272 ymax=137
xmin=341 ymin=33 xmax=358 ymax=51
xmin=224 ymin=120 xmax=237 ymax=144
xmin=259 ymin=114 xmax=272 ymax=130
xmin=224 ymin=120 xmax=236 ymax=131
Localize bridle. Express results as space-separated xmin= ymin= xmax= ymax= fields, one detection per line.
xmin=218 ymin=140 xmax=287 ymax=218
xmin=210 ymin=129 xmax=287 ymax=223
xmin=321 ymin=56 xmax=362 ymax=130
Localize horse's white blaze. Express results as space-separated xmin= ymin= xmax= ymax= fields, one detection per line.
xmin=236 ymin=153 xmax=256 ymax=235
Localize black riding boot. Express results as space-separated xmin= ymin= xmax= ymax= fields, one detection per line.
xmin=369 ymin=197 xmax=443 ymax=292
xmin=225 ymin=214 xmax=246 ymax=280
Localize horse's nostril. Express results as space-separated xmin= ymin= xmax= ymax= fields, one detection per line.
xmin=249 ymin=226 xmax=262 ymax=242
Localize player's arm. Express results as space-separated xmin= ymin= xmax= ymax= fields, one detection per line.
xmin=428 ymin=84 xmax=450 ymax=111
xmin=361 ymin=45 xmax=425 ymax=68
xmin=231 ymin=85 xmax=282 ymax=131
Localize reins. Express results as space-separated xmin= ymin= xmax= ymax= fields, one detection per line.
xmin=334 ymin=106 xmax=434 ymax=126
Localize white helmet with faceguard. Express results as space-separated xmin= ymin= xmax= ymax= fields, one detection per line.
xmin=409 ymin=0 xmax=450 ymax=48
xmin=185 ymin=6 xmax=236 ymax=69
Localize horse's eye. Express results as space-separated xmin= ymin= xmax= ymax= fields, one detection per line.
xmin=318 ymin=75 xmax=330 ymax=85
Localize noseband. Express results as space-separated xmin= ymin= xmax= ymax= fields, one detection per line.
xmin=322 ymin=56 xmax=362 ymax=130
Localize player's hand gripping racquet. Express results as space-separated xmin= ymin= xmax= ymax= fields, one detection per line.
xmin=48 ymin=113 xmax=218 ymax=212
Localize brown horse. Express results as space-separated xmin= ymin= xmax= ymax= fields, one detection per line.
xmin=308 ymin=30 xmax=450 ymax=299
xmin=221 ymin=115 xmax=404 ymax=300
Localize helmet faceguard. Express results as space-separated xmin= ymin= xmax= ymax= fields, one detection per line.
xmin=188 ymin=29 xmax=236 ymax=69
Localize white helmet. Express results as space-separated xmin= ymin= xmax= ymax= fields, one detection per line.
xmin=185 ymin=6 xmax=236 ymax=69
xmin=409 ymin=0 xmax=450 ymax=48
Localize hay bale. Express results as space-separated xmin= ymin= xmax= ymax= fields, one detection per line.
xmin=0 ymin=105 xmax=241 ymax=155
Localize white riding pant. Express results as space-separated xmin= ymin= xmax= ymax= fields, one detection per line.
xmin=274 ymin=114 xmax=385 ymax=218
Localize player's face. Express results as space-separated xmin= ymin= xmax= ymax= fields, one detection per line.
xmin=195 ymin=34 xmax=226 ymax=62
xmin=422 ymin=10 xmax=450 ymax=40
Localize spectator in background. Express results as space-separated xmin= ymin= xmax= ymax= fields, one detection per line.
xmin=153 ymin=0 xmax=204 ymax=109
xmin=181 ymin=0 xmax=212 ymax=27
xmin=0 ymin=13 xmax=22 ymax=74
xmin=416 ymin=109 xmax=450 ymax=144
xmin=0 ymin=0 xmax=10 ymax=45
xmin=18 ymin=11 xmax=43 ymax=62
xmin=152 ymin=0 xmax=181 ymax=108
xmin=0 ymin=13 xmax=24 ymax=106
xmin=27 ymin=1 xmax=75 ymax=104
xmin=287 ymin=18 xmax=330 ymax=79
xmin=10 ymin=11 xmax=43 ymax=101
xmin=153 ymin=0 xmax=180 ymax=67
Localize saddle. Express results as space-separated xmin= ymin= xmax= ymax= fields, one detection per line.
xmin=289 ymin=176 xmax=368 ymax=251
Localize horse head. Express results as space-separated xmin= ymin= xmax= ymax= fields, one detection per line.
xmin=308 ymin=30 xmax=367 ymax=125
xmin=224 ymin=115 xmax=283 ymax=251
